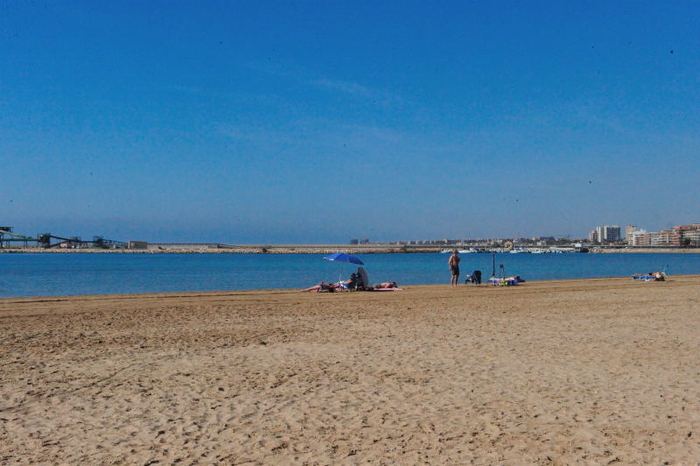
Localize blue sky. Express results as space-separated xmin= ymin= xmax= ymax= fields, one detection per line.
xmin=2 ymin=1 xmax=699 ymax=243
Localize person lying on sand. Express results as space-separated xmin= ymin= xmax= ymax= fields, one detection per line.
xmin=370 ymin=282 xmax=399 ymax=290
xmin=300 ymin=274 xmax=358 ymax=292
xmin=300 ymin=282 xmax=338 ymax=292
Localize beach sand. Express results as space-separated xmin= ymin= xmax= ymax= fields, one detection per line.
xmin=1 ymin=277 xmax=699 ymax=464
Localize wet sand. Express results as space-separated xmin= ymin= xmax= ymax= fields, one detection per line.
xmin=1 ymin=276 xmax=699 ymax=464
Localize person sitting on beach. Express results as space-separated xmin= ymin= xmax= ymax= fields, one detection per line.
xmin=646 ymin=272 xmax=666 ymax=281
xmin=473 ymin=270 xmax=482 ymax=285
xmin=338 ymin=273 xmax=359 ymax=290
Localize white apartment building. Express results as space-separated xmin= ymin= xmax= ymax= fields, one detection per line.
xmin=592 ymin=225 xmax=621 ymax=243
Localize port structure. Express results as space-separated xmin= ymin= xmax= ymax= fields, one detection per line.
xmin=0 ymin=226 xmax=37 ymax=248
xmin=0 ymin=226 xmax=126 ymax=249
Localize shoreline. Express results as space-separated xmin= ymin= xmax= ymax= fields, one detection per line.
xmin=0 ymin=276 xmax=647 ymax=304
xmin=2 ymin=274 xmax=698 ymax=302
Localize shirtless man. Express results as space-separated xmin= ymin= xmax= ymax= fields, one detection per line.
xmin=448 ymin=250 xmax=460 ymax=287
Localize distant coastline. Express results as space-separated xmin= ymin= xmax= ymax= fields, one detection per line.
xmin=2 ymin=244 xmax=699 ymax=254
xmin=1 ymin=244 xmax=416 ymax=254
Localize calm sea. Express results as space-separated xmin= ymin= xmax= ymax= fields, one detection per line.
xmin=1 ymin=252 xmax=698 ymax=298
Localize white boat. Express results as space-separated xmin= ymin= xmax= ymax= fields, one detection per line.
xmin=549 ymin=247 xmax=575 ymax=253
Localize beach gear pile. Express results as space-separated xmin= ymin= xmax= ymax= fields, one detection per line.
xmin=489 ymin=276 xmax=524 ymax=286
xmin=632 ymin=272 xmax=666 ymax=281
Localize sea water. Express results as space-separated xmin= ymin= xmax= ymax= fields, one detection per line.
xmin=1 ymin=252 xmax=698 ymax=298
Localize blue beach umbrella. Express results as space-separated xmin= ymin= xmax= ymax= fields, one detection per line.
xmin=323 ymin=252 xmax=364 ymax=282
xmin=323 ymin=252 xmax=364 ymax=265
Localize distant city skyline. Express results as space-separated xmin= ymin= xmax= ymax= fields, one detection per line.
xmin=3 ymin=219 xmax=699 ymax=247
xmin=2 ymin=2 xmax=699 ymax=243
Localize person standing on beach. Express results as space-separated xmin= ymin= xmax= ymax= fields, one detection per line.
xmin=448 ymin=250 xmax=460 ymax=287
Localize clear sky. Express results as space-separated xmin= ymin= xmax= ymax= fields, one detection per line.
xmin=2 ymin=1 xmax=699 ymax=243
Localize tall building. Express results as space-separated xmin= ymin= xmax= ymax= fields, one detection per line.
xmin=595 ymin=226 xmax=603 ymax=243
xmin=591 ymin=225 xmax=621 ymax=243
xmin=588 ymin=229 xmax=598 ymax=243
xmin=604 ymin=225 xmax=621 ymax=242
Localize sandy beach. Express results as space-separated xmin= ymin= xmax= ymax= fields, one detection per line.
xmin=1 ymin=277 xmax=699 ymax=464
